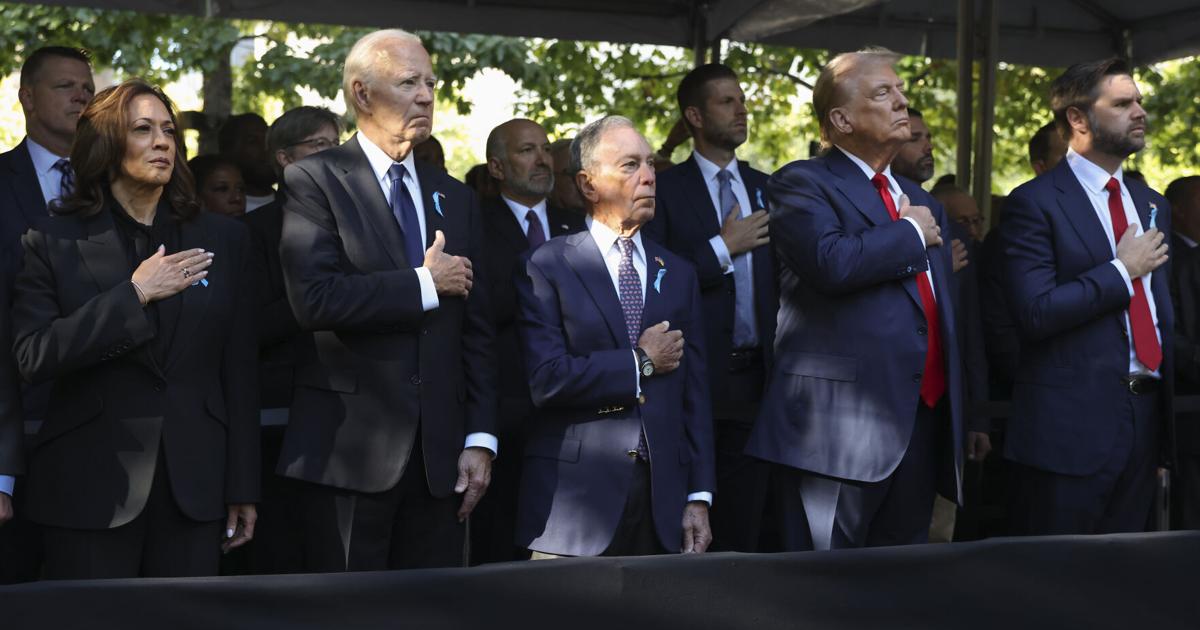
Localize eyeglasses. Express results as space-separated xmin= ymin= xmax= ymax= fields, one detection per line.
xmin=288 ymin=137 xmax=339 ymax=151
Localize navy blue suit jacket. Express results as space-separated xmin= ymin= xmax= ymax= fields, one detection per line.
xmin=513 ymin=230 xmax=715 ymax=556
xmin=999 ymin=159 xmax=1175 ymax=475
xmin=643 ymin=155 xmax=777 ymax=412
xmin=746 ymin=148 xmax=964 ymax=502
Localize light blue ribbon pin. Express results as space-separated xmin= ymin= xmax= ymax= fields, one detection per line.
xmin=432 ymin=191 xmax=444 ymax=216
xmin=756 ymin=188 xmax=766 ymax=210
xmin=1149 ymin=202 xmax=1158 ymax=229
xmin=654 ymin=268 xmax=666 ymax=293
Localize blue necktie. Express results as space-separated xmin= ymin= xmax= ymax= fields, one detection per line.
xmin=716 ymin=169 xmax=759 ymax=349
xmin=389 ymin=163 xmax=424 ymax=268
xmin=617 ymin=237 xmax=650 ymax=461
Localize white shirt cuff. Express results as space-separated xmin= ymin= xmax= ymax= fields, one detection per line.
xmin=0 ymin=475 xmax=14 ymax=496
xmin=632 ymin=350 xmax=642 ymax=396
xmin=464 ymin=433 xmax=498 ymax=457
xmin=416 ymin=267 xmax=440 ymax=312
xmin=687 ymin=491 xmax=712 ymax=506
xmin=901 ymin=216 xmax=927 ymax=248
xmin=1110 ymin=259 xmax=1135 ymax=296
xmin=708 ymin=235 xmax=735 ymax=274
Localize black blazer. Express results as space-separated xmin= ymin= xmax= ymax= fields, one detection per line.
xmin=11 ymin=205 xmax=260 ymax=529
xmin=480 ymin=196 xmax=583 ymax=430
xmin=0 ymin=253 xmax=23 ymax=477
xmin=277 ymin=135 xmax=498 ymax=496
xmin=242 ymin=193 xmax=302 ymax=409
xmin=1170 ymin=234 xmax=1200 ymax=455
xmin=644 ymin=155 xmax=778 ymax=413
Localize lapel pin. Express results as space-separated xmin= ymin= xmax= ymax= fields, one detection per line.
xmin=756 ymin=188 xmax=766 ymax=211
xmin=433 ymin=191 xmax=445 ymax=216
xmin=1149 ymin=202 xmax=1158 ymax=230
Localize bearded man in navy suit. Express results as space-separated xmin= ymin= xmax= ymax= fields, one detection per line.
xmin=514 ymin=116 xmax=714 ymax=557
xmin=747 ymin=49 xmax=964 ymax=550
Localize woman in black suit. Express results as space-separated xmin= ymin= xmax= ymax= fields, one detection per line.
xmin=11 ymin=79 xmax=259 ymax=579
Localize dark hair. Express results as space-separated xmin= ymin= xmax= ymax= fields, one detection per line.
xmin=266 ymin=106 xmax=341 ymax=177
xmin=188 ymin=154 xmax=241 ymax=189
xmin=218 ymin=112 xmax=268 ymax=155
xmin=1166 ymin=176 xmax=1200 ymax=208
xmin=19 ymin=46 xmax=91 ymax=87
xmin=1050 ymin=58 xmax=1131 ymax=141
xmin=1028 ymin=121 xmax=1058 ymax=165
xmin=907 ymin=107 xmax=923 ymax=119
xmin=54 ymin=79 xmax=199 ymax=220
xmin=677 ymin=63 xmax=739 ymax=132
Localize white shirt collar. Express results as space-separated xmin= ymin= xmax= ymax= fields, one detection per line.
xmin=836 ymin=145 xmax=900 ymax=197
xmin=501 ymin=194 xmax=547 ymax=217
xmin=1065 ymin=148 xmax=1124 ymax=194
xmin=589 ymin=217 xmax=644 ymax=260
xmin=358 ymin=132 xmax=417 ymax=186
xmin=25 ymin=137 xmax=64 ymax=175
xmin=693 ymin=150 xmax=740 ymax=185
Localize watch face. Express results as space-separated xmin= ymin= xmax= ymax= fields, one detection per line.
xmin=641 ymin=363 xmax=654 ymax=377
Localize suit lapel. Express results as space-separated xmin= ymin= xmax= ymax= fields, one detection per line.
xmin=166 ymin=215 xmax=214 ymax=371
xmin=488 ymin=197 xmax=529 ymax=253
xmin=7 ymin=140 xmax=49 ymax=225
xmin=827 ymin=149 xmax=893 ymax=228
xmin=563 ymin=231 xmax=629 ymax=347
xmin=641 ymin=238 xmax=668 ymax=332
xmin=679 ymin=157 xmax=723 ymax=237
xmin=547 ymin=205 xmax=582 ymax=237
xmin=1052 ymin=161 xmax=1114 ymax=267
xmin=1126 ymin=179 xmax=1153 ymax=232
xmin=415 ymin=162 xmax=446 ymax=249
xmin=334 ymin=136 xmax=408 ymax=269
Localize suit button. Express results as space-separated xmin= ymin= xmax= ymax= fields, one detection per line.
xmin=154 ymin=380 xmax=166 ymax=391
xmin=626 ymin=449 xmax=638 ymax=458
xmin=638 ymin=394 xmax=646 ymax=405
xmin=410 ymin=375 xmax=421 ymax=386
xmin=422 ymin=329 xmax=429 ymax=335
xmin=912 ymin=373 xmax=922 ymax=383
xmin=917 ymin=326 xmax=927 ymax=336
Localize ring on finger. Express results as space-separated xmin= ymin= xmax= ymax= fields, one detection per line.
xmin=182 ymin=267 xmax=191 ymax=278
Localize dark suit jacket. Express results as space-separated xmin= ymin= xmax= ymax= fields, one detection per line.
xmin=242 ymin=193 xmax=303 ymax=409
xmin=11 ymin=206 xmax=260 ymax=529
xmin=979 ymin=227 xmax=1020 ymax=399
xmin=948 ymin=224 xmax=990 ymax=432
xmin=746 ymin=148 xmax=964 ymax=502
xmin=999 ymin=160 xmax=1175 ymax=475
xmin=513 ymin=231 xmax=715 ymax=556
xmin=277 ymin=135 xmax=498 ymax=496
xmin=643 ymin=156 xmax=777 ymax=413
xmin=0 ymin=253 xmax=23 ymax=477
xmin=1170 ymin=234 xmax=1200 ymax=456
xmin=0 ymin=139 xmax=52 ymax=425
xmin=480 ymin=196 xmax=583 ymax=432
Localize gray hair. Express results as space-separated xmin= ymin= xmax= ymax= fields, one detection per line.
xmin=342 ymin=29 xmax=423 ymax=120
xmin=812 ymin=46 xmax=901 ymax=146
xmin=570 ymin=115 xmax=636 ymax=174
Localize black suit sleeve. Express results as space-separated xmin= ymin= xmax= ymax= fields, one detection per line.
xmin=222 ymin=225 xmax=261 ymax=503
xmin=245 ymin=213 xmax=300 ymax=347
xmin=644 ymin=191 xmax=727 ymax=290
xmin=11 ymin=229 xmax=156 ymax=384
xmin=279 ymin=163 xmax=428 ymax=332
xmin=458 ymin=189 xmax=499 ymax=437
xmin=0 ymin=255 xmax=24 ymax=476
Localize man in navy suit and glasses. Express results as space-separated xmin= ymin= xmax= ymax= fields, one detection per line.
xmin=643 ymin=63 xmax=777 ymax=552
xmin=999 ymin=58 xmax=1173 ymax=535
xmin=746 ymin=48 xmax=964 ymax=550
xmin=514 ymin=116 xmax=715 ymax=557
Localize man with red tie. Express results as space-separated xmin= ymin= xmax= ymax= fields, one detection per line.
xmin=999 ymin=59 xmax=1173 ymax=535
xmin=746 ymin=48 xmax=964 ymax=550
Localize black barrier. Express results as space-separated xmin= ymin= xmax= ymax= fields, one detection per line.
xmin=3 ymin=532 xmax=1199 ymax=629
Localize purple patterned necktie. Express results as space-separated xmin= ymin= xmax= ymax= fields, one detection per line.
xmin=525 ymin=209 xmax=546 ymax=249
xmin=617 ymin=237 xmax=643 ymax=346
xmin=54 ymin=158 xmax=74 ymax=200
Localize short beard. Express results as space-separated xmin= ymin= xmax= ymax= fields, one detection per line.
xmin=1088 ymin=111 xmax=1145 ymax=158
xmin=508 ymin=173 xmax=554 ymax=199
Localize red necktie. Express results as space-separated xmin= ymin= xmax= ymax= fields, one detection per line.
xmin=1104 ymin=177 xmax=1162 ymax=372
xmin=871 ymin=174 xmax=945 ymax=408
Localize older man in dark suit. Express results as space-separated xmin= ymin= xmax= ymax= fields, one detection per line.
xmin=471 ymin=118 xmax=583 ymax=563
xmin=747 ymin=49 xmax=964 ymax=550
xmin=999 ymin=59 xmax=1172 ymax=535
xmin=514 ymin=116 xmax=714 ymax=557
xmin=277 ymin=29 xmax=497 ymax=571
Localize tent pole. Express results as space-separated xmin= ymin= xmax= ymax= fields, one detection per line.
xmin=692 ymin=2 xmax=709 ymax=67
xmin=973 ymin=0 xmax=998 ymax=225
xmin=955 ymin=0 xmax=974 ymax=192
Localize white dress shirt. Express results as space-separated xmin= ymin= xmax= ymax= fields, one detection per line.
xmin=693 ymin=151 xmax=754 ymax=275
xmin=26 ymin=137 xmax=70 ymax=207
xmin=501 ymin=195 xmax=551 ymax=243
xmin=837 ymin=146 xmax=936 ymax=297
xmin=588 ymin=219 xmax=712 ymax=505
xmin=360 ymin=133 xmax=498 ymax=455
xmin=1065 ymin=149 xmax=1162 ymax=377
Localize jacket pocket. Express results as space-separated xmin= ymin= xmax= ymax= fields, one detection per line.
xmin=780 ymin=352 xmax=858 ymax=382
